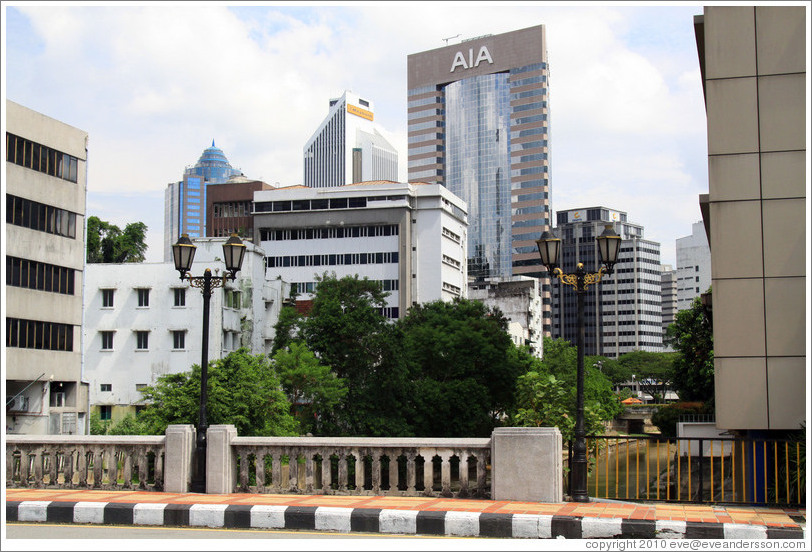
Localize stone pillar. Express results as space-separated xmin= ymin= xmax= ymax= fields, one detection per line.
xmin=491 ymin=427 xmax=563 ymax=502
xmin=206 ymin=424 xmax=237 ymax=494
xmin=164 ymin=424 xmax=195 ymax=493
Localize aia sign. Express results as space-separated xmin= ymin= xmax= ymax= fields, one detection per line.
xmin=450 ymin=46 xmax=494 ymax=73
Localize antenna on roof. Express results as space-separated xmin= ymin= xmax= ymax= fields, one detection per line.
xmin=442 ymin=34 xmax=460 ymax=45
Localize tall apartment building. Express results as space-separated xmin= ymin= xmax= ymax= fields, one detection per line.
xmin=303 ymin=91 xmax=398 ymax=188
xmin=675 ymin=221 xmax=712 ymax=310
xmin=694 ymin=6 xmax=806 ymax=432
xmin=164 ymin=141 xmax=244 ymax=260
xmin=468 ymin=276 xmax=544 ymax=358
xmin=253 ymin=181 xmax=468 ymax=318
xmin=551 ymin=207 xmax=663 ymax=358
xmin=6 ymin=100 xmax=89 ymax=435
xmin=83 ymin=238 xmax=288 ymax=423
xmin=407 ymin=26 xmax=551 ymax=279
xmin=660 ymin=264 xmax=677 ymax=351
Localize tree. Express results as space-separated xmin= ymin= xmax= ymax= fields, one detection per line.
xmin=617 ymin=350 xmax=677 ymax=403
xmin=666 ymin=293 xmax=714 ymax=402
xmin=137 ymin=349 xmax=298 ymax=436
xmin=398 ymin=298 xmax=526 ymax=437
xmin=271 ymin=305 xmax=303 ymax=354
xmin=86 ymin=216 xmax=148 ymax=263
xmin=272 ymin=342 xmax=347 ymax=434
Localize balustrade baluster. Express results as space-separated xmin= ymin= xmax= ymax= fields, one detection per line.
xmin=93 ymin=448 xmax=105 ymax=488
xmin=388 ymin=450 xmax=400 ymax=494
xmin=371 ymin=450 xmax=383 ymax=494
xmin=123 ymin=448 xmax=134 ymax=489
xmin=271 ymin=452 xmax=282 ymax=492
xmin=406 ymin=451 xmax=417 ymax=494
xmin=256 ymin=450 xmax=267 ymax=492
xmin=458 ymin=451 xmax=470 ymax=497
xmin=422 ymin=450 xmax=435 ymax=496
xmin=320 ymin=450 xmax=331 ymax=493
xmin=355 ymin=450 xmax=367 ymax=493
xmin=334 ymin=450 xmax=345 ymax=492
xmin=439 ymin=451 xmax=452 ymax=497
xmin=153 ymin=449 xmax=164 ymax=490
xmin=288 ymin=449 xmax=299 ymax=492
xmin=31 ymin=448 xmax=43 ymax=488
xmin=49 ymin=449 xmax=59 ymax=487
xmin=239 ymin=451 xmax=250 ymax=491
xmin=476 ymin=452 xmax=488 ymax=497
xmin=304 ymin=452 xmax=315 ymax=493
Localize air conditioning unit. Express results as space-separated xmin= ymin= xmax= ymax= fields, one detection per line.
xmin=8 ymin=396 xmax=29 ymax=412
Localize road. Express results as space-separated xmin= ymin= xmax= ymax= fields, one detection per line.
xmin=4 ymin=522 xmax=460 ymax=541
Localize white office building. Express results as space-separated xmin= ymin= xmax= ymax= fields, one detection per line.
xmin=676 ymin=221 xmax=712 ymax=311
xmin=660 ymin=264 xmax=677 ymax=351
xmin=253 ymin=181 xmax=468 ymax=318
xmin=6 ymin=100 xmax=89 ymax=435
xmin=83 ymin=238 xmax=289 ymax=423
xmin=303 ymin=91 xmax=398 ymax=188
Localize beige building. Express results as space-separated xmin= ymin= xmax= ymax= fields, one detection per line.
xmin=694 ymin=7 xmax=806 ymax=431
xmin=6 ymin=100 xmax=90 ymax=434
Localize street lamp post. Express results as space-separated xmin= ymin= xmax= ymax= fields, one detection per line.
xmin=172 ymin=233 xmax=246 ymax=493
xmin=537 ymin=223 xmax=621 ymax=503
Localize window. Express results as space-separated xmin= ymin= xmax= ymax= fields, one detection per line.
xmin=102 ymin=289 xmax=114 ymax=307
xmin=101 ymin=331 xmax=114 ymax=350
xmin=6 ymin=317 xmax=73 ymax=351
xmin=137 ymin=288 xmax=150 ymax=307
xmin=100 ymin=384 xmax=112 ymax=392
xmin=136 ymin=331 xmax=149 ymax=350
xmin=174 ymin=288 xmax=186 ymax=307
xmin=173 ymin=330 xmax=186 ymax=350
xmin=6 ymin=256 xmax=76 ymax=295
xmin=6 ymin=195 xmax=77 ymax=238
xmin=99 ymin=405 xmax=112 ymax=421
xmin=6 ymin=132 xmax=80 ymax=183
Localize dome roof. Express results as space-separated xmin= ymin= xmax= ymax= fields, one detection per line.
xmin=194 ymin=140 xmax=233 ymax=169
xmin=184 ymin=140 xmax=244 ymax=184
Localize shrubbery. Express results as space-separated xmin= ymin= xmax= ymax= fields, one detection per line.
xmin=651 ymin=402 xmax=708 ymax=439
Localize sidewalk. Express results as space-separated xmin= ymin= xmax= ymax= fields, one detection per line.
xmin=5 ymin=488 xmax=806 ymax=539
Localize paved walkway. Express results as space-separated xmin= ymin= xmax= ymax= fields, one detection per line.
xmin=5 ymin=488 xmax=806 ymax=539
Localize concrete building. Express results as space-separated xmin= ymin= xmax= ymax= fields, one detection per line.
xmin=253 ymin=181 xmax=468 ymax=318
xmin=303 ymin=91 xmax=398 ymax=188
xmin=206 ymin=176 xmax=275 ymax=242
xmin=406 ymin=25 xmax=553 ymax=330
xmin=675 ymin=221 xmax=712 ymax=311
xmin=83 ymin=239 xmax=289 ymax=423
xmin=660 ymin=264 xmax=677 ymax=351
xmin=468 ymin=276 xmax=544 ymax=358
xmin=6 ymin=100 xmax=89 ymax=435
xmin=551 ymin=207 xmax=663 ymax=358
xmin=694 ymin=6 xmax=806 ymax=432
xmin=164 ymin=141 xmax=244 ymax=261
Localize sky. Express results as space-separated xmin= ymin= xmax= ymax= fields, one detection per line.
xmin=3 ymin=2 xmax=712 ymax=267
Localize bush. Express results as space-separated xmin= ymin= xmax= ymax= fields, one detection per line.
xmin=651 ymin=402 xmax=708 ymax=439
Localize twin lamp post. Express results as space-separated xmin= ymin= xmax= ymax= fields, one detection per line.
xmin=536 ymin=223 xmax=622 ymax=503
xmin=172 ymin=233 xmax=246 ymax=493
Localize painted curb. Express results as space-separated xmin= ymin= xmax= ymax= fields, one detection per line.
xmin=5 ymin=500 xmax=805 ymax=539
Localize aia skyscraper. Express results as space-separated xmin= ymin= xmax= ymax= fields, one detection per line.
xmin=407 ymin=25 xmax=552 ymax=331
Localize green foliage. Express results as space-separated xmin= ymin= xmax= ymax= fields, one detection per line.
xmin=272 ymin=342 xmax=347 ymax=434
xmin=650 ymin=402 xmax=708 ymax=439
xmin=617 ymin=350 xmax=677 ymax=403
xmin=86 ymin=216 xmax=148 ymax=263
xmin=270 ymin=305 xmax=303 ymax=355
xmin=666 ymin=292 xmax=714 ymax=402
xmin=512 ymin=371 xmax=574 ymax=439
xmin=398 ymin=298 xmax=525 ymax=437
xmin=137 ymin=349 xmax=298 ymax=436
xmin=107 ymin=414 xmax=148 ymax=435
xmin=89 ymin=411 xmax=111 ymax=435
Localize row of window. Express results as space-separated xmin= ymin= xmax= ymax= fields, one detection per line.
xmin=292 ymin=279 xmax=400 ymax=295
xmin=99 ymin=329 xmax=186 ymax=351
xmin=212 ymin=201 xmax=251 ymax=218
xmin=6 ymin=256 xmax=76 ymax=295
xmin=255 ymin=195 xmax=408 ymax=214
xmin=266 ymin=251 xmax=399 ymax=268
xmin=260 ymin=224 xmax=399 ymax=242
xmin=6 ymin=317 xmax=74 ymax=351
xmin=443 ymin=227 xmax=461 ymax=244
xmin=6 ymin=132 xmax=80 ymax=183
xmin=7 ymin=195 xmax=78 ymax=239
xmin=100 ymin=287 xmax=185 ymax=308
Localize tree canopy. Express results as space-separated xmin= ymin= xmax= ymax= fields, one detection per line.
xmin=86 ymin=216 xmax=148 ymax=263
xmin=617 ymin=350 xmax=677 ymax=403
xmin=666 ymin=292 xmax=714 ymax=403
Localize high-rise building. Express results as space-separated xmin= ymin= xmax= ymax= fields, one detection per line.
xmin=675 ymin=221 xmax=712 ymax=311
xmin=660 ymin=264 xmax=677 ymax=351
xmin=6 ymin=100 xmax=89 ymax=434
xmin=407 ymin=26 xmax=551 ymax=282
xmin=694 ymin=6 xmax=805 ymax=432
xmin=551 ymin=207 xmax=663 ymax=358
xmin=253 ymin=181 xmax=468 ymax=318
xmin=164 ymin=141 xmax=244 ymax=260
xmin=303 ymin=91 xmax=398 ymax=188
xmin=206 ymin=176 xmax=276 ymax=242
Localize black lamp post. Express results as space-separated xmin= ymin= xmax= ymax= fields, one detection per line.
xmin=172 ymin=233 xmax=246 ymax=493
xmin=537 ymin=223 xmax=621 ymax=503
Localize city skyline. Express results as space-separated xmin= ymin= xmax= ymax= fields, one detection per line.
xmin=4 ymin=4 xmax=710 ymax=266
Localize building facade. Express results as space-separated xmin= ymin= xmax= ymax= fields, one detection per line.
xmin=83 ymin=239 xmax=288 ymax=422
xmin=695 ymin=6 xmax=806 ymax=432
xmin=206 ymin=176 xmax=275 ymax=241
xmin=675 ymin=221 xmax=712 ymax=311
xmin=303 ymin=91 xmax=398 ymax=188
xmin=468 ymin=276 xmax=544 ymax=358
xmin=253 ymin=181 xmax=468 ymax=318
xmin=407 ymin=26 xmax=551 ymax=282
xmin=660 ymin=264 xmax=677 ymax=351
xmin=6 ymin=100 xmax=89 ymax=435
xmin=551 ymin=207 xmax=663 ymax=358
xmin=164 ymin=141 xmax=244 ymax=261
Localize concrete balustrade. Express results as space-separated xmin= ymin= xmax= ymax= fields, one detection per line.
xmin=6 ymin=426 xmax=563 ymax=503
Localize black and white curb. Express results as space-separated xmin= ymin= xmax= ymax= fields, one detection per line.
xmin=6 ymin=501 xmax=805 ymax=539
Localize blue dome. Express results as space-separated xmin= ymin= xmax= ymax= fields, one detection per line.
xmin=185 ymin=140 xmax=243 ymax=184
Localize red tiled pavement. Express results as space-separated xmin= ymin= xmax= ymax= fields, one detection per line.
xmin=5 ymin=488 xmax=804 ymax=529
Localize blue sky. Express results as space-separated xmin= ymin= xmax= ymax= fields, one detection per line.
xmin=3 ymin=3 xmax=711 ymax=265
